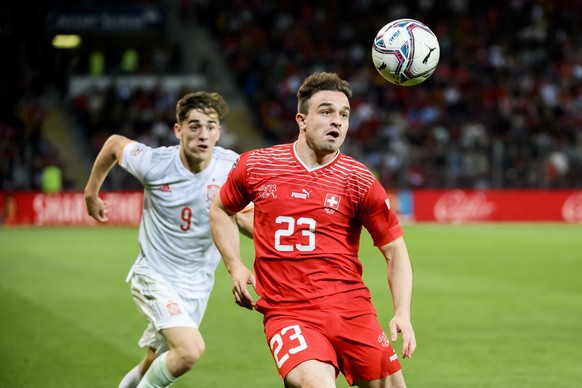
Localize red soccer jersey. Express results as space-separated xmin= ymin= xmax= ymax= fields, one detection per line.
xmin=220 ymin=143 xmax=403 ymax=312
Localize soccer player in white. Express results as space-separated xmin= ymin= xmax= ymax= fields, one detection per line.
xmin=84 ymin=92 xmax=253 ymax=388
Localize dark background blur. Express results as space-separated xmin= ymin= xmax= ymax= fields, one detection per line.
xmin=1 ymin=0 xmax=581 ymax=192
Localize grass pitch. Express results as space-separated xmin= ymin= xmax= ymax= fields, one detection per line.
xmin=1 ymin=223 xmax=581 ymax=387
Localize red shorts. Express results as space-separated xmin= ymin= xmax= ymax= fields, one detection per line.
xmin=263 ymin=293 xmax=402 ymax=385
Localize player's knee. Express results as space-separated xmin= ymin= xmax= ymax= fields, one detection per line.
xmin=354 ymin=371 xmax=406 ymax=388
xmin=383 ymin=370 xmax=406 ymax=388
xmin=284 ymin=361 xmax=335 ymax=388
xmin=173 ymin=341 xmax=205 ymax=373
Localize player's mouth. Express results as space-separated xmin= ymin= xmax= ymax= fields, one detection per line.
xmin=326 ymin=129 xmax=340 ymax=139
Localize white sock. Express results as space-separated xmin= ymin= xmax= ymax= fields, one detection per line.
xmin=119 ymin=365 xmax=142 ymax=388
xmin=136 ymin=352 xmax=176 ymax=388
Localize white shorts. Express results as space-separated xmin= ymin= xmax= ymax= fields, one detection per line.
xmin=129 ymin=271 xmax=210 ymax=353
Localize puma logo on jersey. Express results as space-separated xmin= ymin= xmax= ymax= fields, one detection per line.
xmin=291 ymin=189 xmax=311 ymax=199
xmin=160 ymin=184 xmax=172 ymax=192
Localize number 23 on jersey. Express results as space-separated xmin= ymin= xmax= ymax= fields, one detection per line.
xmin=269 ymin=324 xmax=308 ymax=368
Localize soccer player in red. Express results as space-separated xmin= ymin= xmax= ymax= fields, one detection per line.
xmin=210 ymin=72 xmax=415 ymax=387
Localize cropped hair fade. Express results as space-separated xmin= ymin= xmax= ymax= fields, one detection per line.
xmin=296 ymin=72 xmax=352 ymax=114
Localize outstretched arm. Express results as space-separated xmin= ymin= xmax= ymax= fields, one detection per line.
xmin=379 ymin=236 xmax=416 ymax=359
xmin=84 ymin=135 xmax=132 ymax=222
xmin=210 ymin=195 xmax=256 ymax=310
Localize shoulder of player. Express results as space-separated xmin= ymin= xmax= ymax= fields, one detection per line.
xmin=151 ymin=144 xmax=180 ymax=163
xmin=122 ymin=144 xmax=178 ymax=182
xmin=124 ymin=142 xmax=176 ymax=163
xmin=244 ymin=143 xmax=291 ymax=161
xmin=212 ymin=146 xmax=240 ymax=163
xmin=336 ymin=153 xmax=374 ymax=178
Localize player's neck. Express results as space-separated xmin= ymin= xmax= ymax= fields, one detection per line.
xmin=180 ymin=153 xmax=210 ymax=174
xmin=294 ymin=141 xmax=338 ymax=169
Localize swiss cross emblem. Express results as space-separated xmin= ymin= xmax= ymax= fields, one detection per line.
xmin=324 ymin=193 xmax=341 ymax=210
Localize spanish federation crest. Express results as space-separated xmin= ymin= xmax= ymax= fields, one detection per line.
xmin=206 ymin=183 xmax=220 ymax=203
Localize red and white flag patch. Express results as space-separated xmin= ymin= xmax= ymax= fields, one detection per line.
xmin=324 ymin=193 xmax=341 ymax=210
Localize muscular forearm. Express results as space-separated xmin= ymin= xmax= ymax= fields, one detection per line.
xmin=210 ymin=195 xmax=256 ymax=309
xmin=382 ymin=237 xmax=414 ymax=317
xmin=235 ymin=209 xmax=254 ymax=238
xmin=382 ymin=236 xmax=416 ymax=357
xmin=210 ymin=197 xmax=244 ymax=272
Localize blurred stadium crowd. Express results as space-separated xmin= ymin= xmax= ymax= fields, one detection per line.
xmin=1 ymin=0 xmax=581 ymax=192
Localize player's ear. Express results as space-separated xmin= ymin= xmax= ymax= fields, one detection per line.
xmin=173 ymin=123 xmax=181 ymax=140
xmin=296 ymin=113 xmax=306 ymax=130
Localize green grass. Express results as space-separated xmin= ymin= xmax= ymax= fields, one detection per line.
xmin=1 ymin=224 xmax=581 ymax=387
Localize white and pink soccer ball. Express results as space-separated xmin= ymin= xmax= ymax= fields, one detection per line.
xmin=372 ymin=18 xmax=440 ymax=86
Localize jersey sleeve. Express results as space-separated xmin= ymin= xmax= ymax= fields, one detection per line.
xmin=360 ymin=180 xmax=404 ymax=247
xmin=219 ymin=152 xmax=252 ymax=213
xmin=120 ymin=141 xmax=154 ymax=184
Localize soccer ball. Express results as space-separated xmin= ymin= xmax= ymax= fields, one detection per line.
xmin=372 ymin=18 xmax=440 ymax=86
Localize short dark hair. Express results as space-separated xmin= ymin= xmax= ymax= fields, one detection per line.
xmin=296 ymin=72 xmax=352 ymax=114
xmin=176 ymin=92 xmax=229 ymax=123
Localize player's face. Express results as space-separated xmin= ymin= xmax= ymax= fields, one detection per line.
xmin=174 ymin=108 xmax=221 ymax=166
xmin=298 ymin=90 xmax=350 ymax=154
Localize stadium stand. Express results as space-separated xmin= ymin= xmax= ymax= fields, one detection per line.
xmin=1 ymin=0 xmax=581 ymax=191
xmin=201 ymin=0 xmax=582 ymax=189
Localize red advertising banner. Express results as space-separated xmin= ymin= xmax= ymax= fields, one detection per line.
xmin=2 ymin=190 xmax=582 ymax=226
xmin=413 ymin=190 xmax=582 ymax=223
xmin=0 ymin=191 xmax=143 ymax=226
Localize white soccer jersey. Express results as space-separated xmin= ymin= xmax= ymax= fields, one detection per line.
xmin=120 ymin=142 xmax=239 ymax=299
